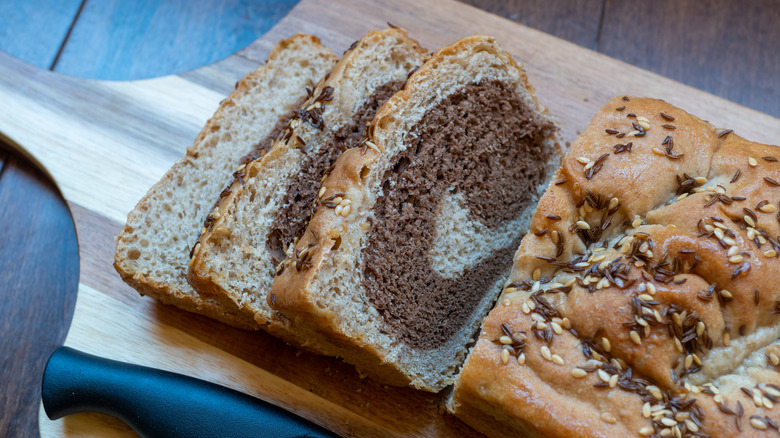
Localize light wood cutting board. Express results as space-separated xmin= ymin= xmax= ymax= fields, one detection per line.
xmin=0 ymin=0 xmax=776 ymax=436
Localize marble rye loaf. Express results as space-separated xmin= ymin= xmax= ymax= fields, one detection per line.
xmin=113 ymin=34 xmax=337 ymax=329
xmin=186 ymin=28 xmax=428 ymax=338
xmin=269 ymin=35 xmax=561 ymax=392
xmin=450 ymin=96 xmax=780 ymax=437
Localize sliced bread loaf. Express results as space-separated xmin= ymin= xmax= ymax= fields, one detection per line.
xmin=269 ymin=35 xmax=561 ymax=391
xmin=114 ymin=35 xmax=337 ymax=329
xmin=187 ymin=28 xmax=428 ymax=335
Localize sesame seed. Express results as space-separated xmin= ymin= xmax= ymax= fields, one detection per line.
xmin=334 ymin=205 xmax=343 ymax=216
xmin=598 ymin=369 xmax=611 ymax=383
xmin=532 ymin=268 xmax=541 ymax=281
xmin=723 ymin=331 xmax=731 ymax=346
xmin=636 ymin=116 xmax=651 ymax=130
xmin=517 ymin=353 xmax=526 ymax=365
xmin=749 ymin=157 xmax=758 ymax=167
xmin=501 ymin=348 xmax=510 ymax=364
xmin=341 ymin=204 xmax=351 ymax=217
xmin=632 ymin=217 xmax=643 ymax=228
xmin=760 ymin=204 xmax=777 ymax=213
xmin=696 ymin=321 xmax=706 ymax=336
xmin=766 ymin=385 xmax=780 ymax=398
xmin=584 ymin=161 xmax=595 ymax=171
xmin=522 ymin=301 xmax=531 ymax=314
xmin=576 ymin=220 xmax=591 ymax=230
xmin=647 ymin=385 xmax=663 ymax=400
xmin=642 ymin=402 xmax=652 ymax=418
xmin=660 ymin=417 xmax=676 ymax=427
xmin=541 ymin=346 xmax=552 ymax=361
xmin=770 ymin=353 xmax=780 ymax=366
xmin=577 ymin=156 xmax=591 ymax=165
xmin=630 ymin=330 xmax=642 ymax=345
xmin=499 ymin=335 xmax=513 ymax=345
xmin=609 ymin=374 xmax=618 ymax=388
xmin=551 ymin=322 xmax=563 ymax=334
xmin=552 ymin=354 xmax=565 ymax=366
xmin=763 ymin=397 xmax=774 ymax=409
xmin=674 ymin=337 xmax=684 ymax=353
xmin=694 ymin=176 xmax=707 ymax=185
xmin=728 ymin=255 xmax=744 ymax=264
xmin=727 ymin=245 xmax=740 ymax=256
xmin=639 ymin=294 xmax=654 ymax=302
xmin=744 ymin=215 xmax=756 ymax=227
xmin=639 ymin=426 xmax=653 ymax=436
xmin=602 ymin=337 xmax=612 ymax=352
xmin=652 ymin=147 xmax=666 ymax=156
xmin=572 ymin=368 xmax=587 ymax=378
xmin=601 ymin=412 xmax=617 ymax=424
xmin=751 ymin=417 xmax=768 ymax=430
xmin=765 ymin=249 xmax=778 ymax=258
xmin=318 ymin=187 xmax=326 ymax=198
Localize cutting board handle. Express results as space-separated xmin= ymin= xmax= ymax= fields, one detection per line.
xmin=41 ymin=347 xmax=339 ymax=438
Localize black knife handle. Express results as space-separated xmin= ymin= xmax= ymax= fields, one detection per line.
xmin=41 ymin=346 xmax=340 ymax=438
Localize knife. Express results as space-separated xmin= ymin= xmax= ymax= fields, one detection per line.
xmin=42 ymin=347 xmax=340 ymax=438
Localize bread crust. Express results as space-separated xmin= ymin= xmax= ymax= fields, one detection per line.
xmin=270 ymin=35 xmax=560 ymax=391
xmin=114 ymin=34 xmax=336 ymax=330
xmin=451 ymin=96 xmax=780 ymax=437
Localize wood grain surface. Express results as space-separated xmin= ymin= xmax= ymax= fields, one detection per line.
xmin=0 ymin=0 xmax=778 ymax=436
xmin=0 ymin=151 xmax=78 ymax=438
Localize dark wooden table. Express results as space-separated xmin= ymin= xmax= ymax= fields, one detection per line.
xmin=1 ymin=1 xmax=777 ymax=436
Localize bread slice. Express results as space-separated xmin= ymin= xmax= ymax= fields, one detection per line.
xmin=187 ymin=28 xmax=428 ymax=335
xmin=448 ymin=97 xmax=780 ymax=437
xmin=269 ymin=35 xmax=561 ymax=391
xmin=114 ymin=35 xmax=337 ymax=329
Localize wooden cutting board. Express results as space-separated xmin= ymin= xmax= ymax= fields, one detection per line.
xmin=0 ymin=0 xmax=775 ymax=436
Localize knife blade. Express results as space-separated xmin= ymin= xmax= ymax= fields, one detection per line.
xmin=42 ymin=347 xmax=340 ymax=438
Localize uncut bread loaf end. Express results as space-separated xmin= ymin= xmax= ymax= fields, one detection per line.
xmin=114 ymin=35 xmax=337 ymax=329
xmin=269 ymin=35 xmax=561 ymax=391
xmin=187 ymin=28 xmax=428 ymax=337
xmin=450 ymin=97 xmax=780 ymax=437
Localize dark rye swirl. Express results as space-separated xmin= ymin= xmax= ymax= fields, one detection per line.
xmin=269 ymin=36 xmax=560 ymax=391
xmin=186 ymin=28 xmax=427 ymax=342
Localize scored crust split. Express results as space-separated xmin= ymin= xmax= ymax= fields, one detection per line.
xmin=187 ymin=28 xmax=428 ymax=338
xmin=270 ymin=35 xmax=561 ymax=392
xmin=114 ymin=35 xmax=336 ymax=329
xmin=450 ymin=96 xmax=780 ymax=437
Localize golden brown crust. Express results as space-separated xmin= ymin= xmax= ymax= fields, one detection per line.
xmin=452 ymin=96 xmax=780 ymax=437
